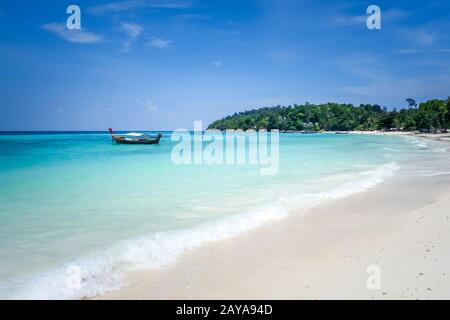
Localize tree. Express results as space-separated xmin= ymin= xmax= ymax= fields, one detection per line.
xmin=442 ymin=97 xmax=450 ymax=130
xmin=207 ymin=98 xmax=449 ymax=132
xmin=379 ymin=112 xmax=395 ymax=130
xmin=416 ymin=99 xmax=445 ymax=132
xmin=406 ymin=98 xmax=417 ymax=109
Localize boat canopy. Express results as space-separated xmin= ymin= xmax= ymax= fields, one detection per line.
xmin=125 ymin=132 xmax=144 ymax=137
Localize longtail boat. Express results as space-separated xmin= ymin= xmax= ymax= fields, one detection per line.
xmin=109 ymin=128 xmax=162 ymax=145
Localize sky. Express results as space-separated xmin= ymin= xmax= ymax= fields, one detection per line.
xmin=0 ymin=0 xmax=450 ymax=130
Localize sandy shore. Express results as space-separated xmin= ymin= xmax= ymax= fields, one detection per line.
xmin=351 ymin=130 xmax=450 ymax=143
xmin=98 ymin=136 xmax=450 ymax=300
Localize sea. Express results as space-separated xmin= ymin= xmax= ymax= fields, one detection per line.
xmin=0 ymin=131 xmax=449 ymax=299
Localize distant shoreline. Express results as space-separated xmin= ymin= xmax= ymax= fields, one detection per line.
xmin=2 ymin=130 xmax=450 ymax=143
xmin=0 ymin=130 xmax=170 ymax=135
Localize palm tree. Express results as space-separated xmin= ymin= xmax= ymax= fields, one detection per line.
xmin=406 ymin=98 xmax=417 ymax=109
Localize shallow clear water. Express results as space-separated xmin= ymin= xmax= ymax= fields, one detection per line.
xmin=0 ymin=132 xmax=448 ymax=299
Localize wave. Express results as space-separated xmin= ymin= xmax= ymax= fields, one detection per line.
xmin=0 ymin=162 xmax=399 ymax=300
xmin=417 ymin=170 xmax=450 ymax=177
xmin=404 ymin=137 xmax=428 ymax=148
xmin=433 ymin=147 xmax=449 ymax=153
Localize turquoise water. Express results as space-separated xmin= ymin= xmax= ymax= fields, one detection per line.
xmin=0 ymin=132 xmax=447 ymax=299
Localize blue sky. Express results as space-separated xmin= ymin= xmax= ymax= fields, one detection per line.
xmin=1 ymin=0 xmax=450 ymax=130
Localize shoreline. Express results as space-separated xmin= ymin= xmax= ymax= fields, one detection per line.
xmin=97 ymin=137 xmax=450 ymax=300
xmin=343 ymin=130 xmax=450 ymax=143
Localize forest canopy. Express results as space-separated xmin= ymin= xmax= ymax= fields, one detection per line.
xmin=207 ymin=98 xmax=450 ymax=132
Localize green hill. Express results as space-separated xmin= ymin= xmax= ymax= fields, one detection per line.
xmin=207 ymin=98 xmax=450 ymax=132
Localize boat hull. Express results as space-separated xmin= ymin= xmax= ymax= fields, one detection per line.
xmin=108 ymin=129 xmax=162 ymax=145
xmin=113 ymin=136 xmax=161 ymax=145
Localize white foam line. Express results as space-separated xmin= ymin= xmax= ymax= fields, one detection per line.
xmin=417 ymin=171 xmax=450 ymax=177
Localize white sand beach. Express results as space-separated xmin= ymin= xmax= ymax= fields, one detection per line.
xmin=352 ymin=131 xmax=450 ymax=142
xmin=97 ymin=134 xmax=450 ymax=300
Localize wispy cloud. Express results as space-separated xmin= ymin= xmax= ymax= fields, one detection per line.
xmin=92 ymin=106 xmax=113 ymax=113
xmin=209 ymin=28 xmax=238 ymax=36
xmin=145 ymin=100 xmax=158 ymax=112
xmin=329 ymin=53 xmax=388 ymax=88
xmin=330 ymin=52 xmax=381 ymax=69
xmin=328 ymin=14 xmax=366 ymax=27
xmin=394 ymin=48 xmax=450 ymax=55
xmin=120 ymin=22 xmax=143 ymax=38
xmin=404 ymin=29 xmax=438 ymax=45
xmin=330 ymin=52 xmax=450 ymax=100
xmin=137 ymin=98 xmax=159 ymax=112
xmin=88 ymin=0 xmax=192 ymax=15
xmin=327 ymin=8 xmax=408 ymax=27
xmin=118 ymin=22 xmax=143 ymax=52
xmin=42 ymin=23 xmax=103 ymax=44
xmin=211 ymin=60 xmax=222 ymax=67
xmin=393 ymin=48 xmax=425 ymax=55
xmin=383 ymin=9 xmax=410 ymax=21
xmin=146 ymin=37 xmax=172 ymax=48
xmin=120 ymin=42 xmax=133 ymax=53
xmin=176 ymin=14 xmax=211 ymax=20
xmin=342 ymin=75 xmax=450 ymax=99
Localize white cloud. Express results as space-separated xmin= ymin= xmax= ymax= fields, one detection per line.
xmin=394 ymin=48 xmax=450 ymax=55
xmin=176 ymin=14 xmax=211 ymax=20
xmin=393 ymin=27 xmax=439 ymax=49
xmin=329 ymin=14 xmax=366 ymax=27
xmin=146 ymin=37 xmax=172 ymax=49
xmin=120 ymin=41 xmax=132 ymax=53
xmin=144 ymin=100 xmax=158 ymax=112
xmin=209 ymin=29 xmax=238 ymax=36
xmin=384 ymin=9 xmax=409 ymax=20
xmin=211 ymin=60 xmax=223 ymax=67
xmin=42 ymin=23 xmax=103 ymax=44
xmin=393 ymin=49 xmax=425 ymax=55
xmin=92 ymin=106 xmax=113 ymax=113
xmin=137 ymin=98 xmax=159 ymax=112
xmin=119 ymin=22 xmax=143 ymax=52
xmin=88 ymin=0 xmax=192 ymax=15
xmin=120 ymin=22 xmax=143 ymax=38
xmin=409 ymin=30 xmax=438 ymax=45
xmin=331 ymin=52 xmax=381 ymax=69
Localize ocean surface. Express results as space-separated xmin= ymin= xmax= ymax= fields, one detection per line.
xmin=0 ymin=131 xmax=449 ymax=299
